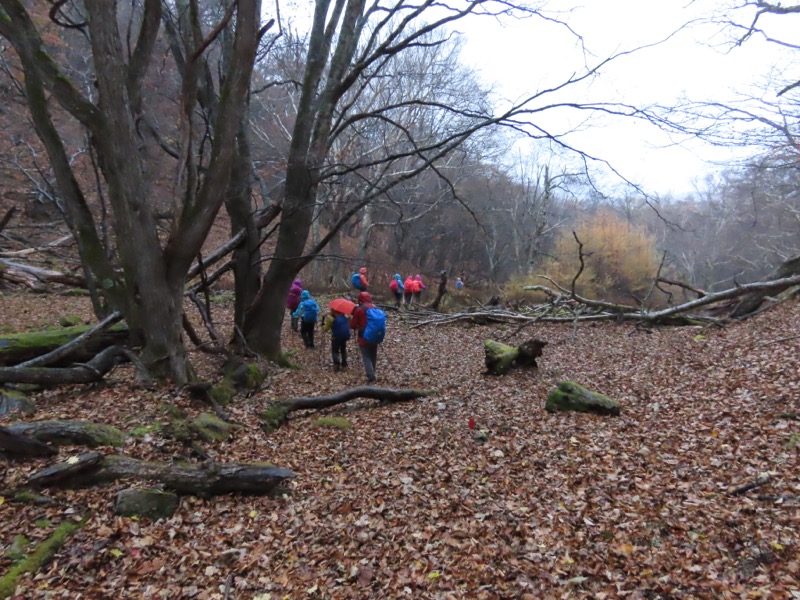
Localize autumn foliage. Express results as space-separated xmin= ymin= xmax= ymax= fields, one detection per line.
xmin=540 ymin=209 xmax=660 ymax=301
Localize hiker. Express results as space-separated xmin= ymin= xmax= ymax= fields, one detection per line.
xmin=322 ymin=309 xmax=351 ymax=371
xmin=413 ymin=273 xmax=426 ymax=305
xmin=455 ymin=277 xmax=464 ymax=291
xmin=286 ymin=278 xmax=304 ymax=332
xmin=351 ymin=267 xmax=369 ymax=291
xmin=292 ymin=290 xmax=319 ymax=348
xmin=389 ymin=273 xmax=404 ymax=308
xmin=350 ymin=291 xmax=386 ymax=383
xmin=403 ymin=275 xmax=415 ymax=307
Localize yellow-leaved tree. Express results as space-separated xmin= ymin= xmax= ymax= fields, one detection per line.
xmin=541 ymin=209 xmax=660 ymax=300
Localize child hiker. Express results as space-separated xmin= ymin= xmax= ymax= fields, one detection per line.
xmin=322 ymin=309 xmax=351 ymax=371
xmin=403 ymin=275 xmax=414 ymax=307
xmin=292 ymin=290 xmax=319 ymax=348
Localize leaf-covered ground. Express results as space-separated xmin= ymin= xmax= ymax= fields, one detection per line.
xmin=1 ymin=293 xmax=799 ymax=599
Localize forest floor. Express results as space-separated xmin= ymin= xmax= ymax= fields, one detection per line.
xmin=1 ymin=291 xmax=799 ymax=599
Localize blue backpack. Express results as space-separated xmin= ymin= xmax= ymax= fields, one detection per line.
xmin=331 ymin=315 xmax=351 ymax=341
xmin=351 ymin=272 xmax=364 ymax=290
xmin=301 ymin=299 xmax=319 ymax=323
xmin=362 ymin=307 xmax=387 ymax=344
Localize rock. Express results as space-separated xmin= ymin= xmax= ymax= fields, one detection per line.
xmin=0 ymin=389 xmax=35 ymax=417
xmin=545 ymin=381 xmax=621 ymax=416
xmin=114 ymin=488 xmax=179 ymax=519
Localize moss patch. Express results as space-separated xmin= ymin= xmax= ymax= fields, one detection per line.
xmin=82 ymin=423 xmax=126 ymax=447
xmin=209 ymin=379 xmax=236 ymax=406
xmin=260 ymin=403 xmax=289 ymax=433
xmin=245 ymin=364 xmax=265 ymax=389
xmin=313 ymin=417 xmax=353 ymax=430
xmin=0 ymin=516 xmax=88 ymax=599
xmin=190 ymin=413 xmax=233 ymax=442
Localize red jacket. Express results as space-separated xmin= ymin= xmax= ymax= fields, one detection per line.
xmin=350 ymin=291 xmax=375 ymax=346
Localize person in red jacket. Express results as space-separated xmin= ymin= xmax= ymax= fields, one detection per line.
xmin=350 ymin=291 xmax=378 ymax=383
xmin=403 ymin=275 xmax=415 ymax=307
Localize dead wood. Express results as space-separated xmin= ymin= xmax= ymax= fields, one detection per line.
xmin=484 ymin=338 xmax=547 ymax=375
xmin=262 ymin=387 xmax=433 ymax=432
xmin=16 ymin=312 xmax=123 ymax=369
xmin=0 ymin=345 xmax=129 ymax=385
xmin=28 ymin=451 xmax=297 ymax=497
xmin=730 ymin=255 xmax=800 ymax=318
xmin=0 ymin=258 xmax=85 ymax=289
xmin=0 ymin=323 xmax=128 ymax=367
xmin=729 ymin=473 xmax=772 ymax=496
xmin=283 ymin=387 xmax=433 ymax=411
xmin=3 ymin=420 xmax=126 ymax=449
xmin=0 ymin=425 xmax=58 ymax=459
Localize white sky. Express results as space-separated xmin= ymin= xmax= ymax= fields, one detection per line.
xmin=453 ymin=0 xmax=798 ymax=196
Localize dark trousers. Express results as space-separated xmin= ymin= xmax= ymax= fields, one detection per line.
xmin=403 ymin=291 xmax=413 ymax=306
xmin=331 ymin=338 xmax=348 ymax=368
xmin=288 ymin=308 xmax=299 ymax=332
xmin=394 ymin=292 xmax=403 ymax=307
xmin=300 ymin=320 xmax=315 ymax=348
xmin=359 ymin=343 xmax=377 ymax=382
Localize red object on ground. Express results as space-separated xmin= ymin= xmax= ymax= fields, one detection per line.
xmin=468 ymin=417 xmax=475 ymax=430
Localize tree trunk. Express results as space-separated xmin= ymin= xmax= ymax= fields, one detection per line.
xmin=0 ymin=346 xmax=130 ymax=385
xmin=3 ymin=420 xmax=126 ymax=449
xmin=28 ymin=451 xmax=297 ymax=498
xmin=225 ymin=119 xmax=261 ymax=348
xmin=428 ymin=270 xmax=448 ymax=311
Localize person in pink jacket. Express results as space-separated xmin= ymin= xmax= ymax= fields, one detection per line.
xmin=286 ymin=278 xmax=303 ymax=332
xmin=412 ymin=274 xmax=426 ymax=305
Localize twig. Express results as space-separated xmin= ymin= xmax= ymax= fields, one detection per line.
xmin=758 ymin=334 xmax=800 ymax=347
xmin=729 ymin=473 xmax=772 ymax=496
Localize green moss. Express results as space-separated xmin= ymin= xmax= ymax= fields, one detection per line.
xmin=130 ymin=423 xmax=163 ymax=437
xmin=245 ymin=364 xmax=265 ymax=389
xmin=83 ymin=423 xmax=126 ymax=447
xmin=33 ymin=520 xmax=52 ymax=529
xmin=209 ymin=379 xmax=236 ymax=406
xmin=312 ymin=417 xmax=352 ymax=430
xmin=58 ymin=315 xmax=82 ymax=327
xmin=545 ymin=381 xmax=621 ymax=416
xmin=190 ymin=413 xmax=233 ymax=442
xmin=0 ymin=516 xmax=88 ymax=599
xmin=3 ymin=535 xmax=30 ymax=562
xmin=273 ymin=352 xmax=300 ymax=369
xmin=260 ymin=403 xmax=289 ymax=433
xmin=0 ymin=323 xmax=127 ymax=358
xmin=10 ymin=491 xmax=51 ymax=505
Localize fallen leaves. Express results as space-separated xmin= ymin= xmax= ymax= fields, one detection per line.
xmin=1 ymin=294 xmax=799 ymax=598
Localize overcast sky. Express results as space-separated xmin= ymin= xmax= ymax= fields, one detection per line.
xmin=453 ymin=0 xmax=797 ymax=196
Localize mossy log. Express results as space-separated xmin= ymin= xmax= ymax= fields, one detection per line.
xmin=0 ymin=323 xmax=128 ymax=367
xmin=545 ymin=381 xmax=621 ymax=416
xmin=484 ymin=338 xmax=548 ymax=375
xmin=0 ymin=515 xmax=88 ymax=599
xmin=262 ymin=387 xmax=433 ymax=432
xmin=4 ymin=420 xmax=126 ymax=448
xmin=27 ymin=451 xmax=296 ymax=497
xmin=0 ymin=345 xmax=129 ymax=385
xmin=0 ymin=425 xmax=58 ymax=459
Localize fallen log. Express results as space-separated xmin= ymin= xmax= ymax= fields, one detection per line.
xmin=4 ymin=420 xmax=126 ymax=448
xmin=0 ymin=345 xmax=130 ymax=385
xmin=28 ymin=451 xmax=297 ymax=497
xmin=0 ymin=258 xmax=85 ymax=289
xmin=0 ymin=425 xmax=58 ymax=459
xmin=484 ymin=338 xmax=548 ymax=375
xmin=731 ymin=255 xmax=800 ymax=318
xmin=262 ymin=387 xmax=433 ymax=431
xmin=0 ymin=323 xmax=128 ymax=367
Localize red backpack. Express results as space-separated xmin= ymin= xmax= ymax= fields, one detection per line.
xmin=389 ymin=278 xmax=399 ymax=292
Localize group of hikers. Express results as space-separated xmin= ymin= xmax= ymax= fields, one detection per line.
xmin=285 ymin=267 xmax=464 ymax=383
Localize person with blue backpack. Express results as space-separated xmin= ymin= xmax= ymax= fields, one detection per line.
xmin=322 ymin=309 xmax=351 ymax=371
xmin=350 ymin=291 xmax=386 ymax=383
xmin=351 ymin=267 xmax=369 ymax=291
xmin=292 ymin=290 xmax=320 ymax=348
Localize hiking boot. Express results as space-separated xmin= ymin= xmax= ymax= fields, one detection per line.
xmin=333 ymin=363 xmax=341 ymax=372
